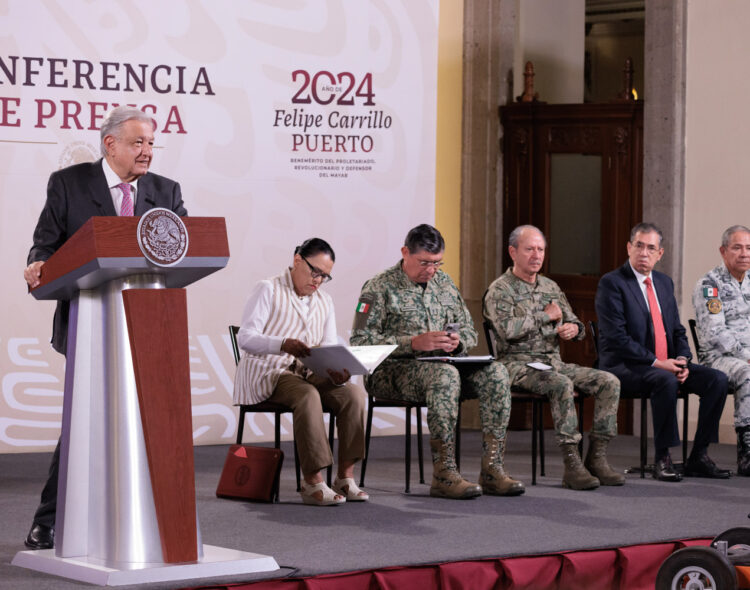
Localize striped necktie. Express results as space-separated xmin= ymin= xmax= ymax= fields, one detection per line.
xmin=118 ymin=183 xmax=134 ymax=216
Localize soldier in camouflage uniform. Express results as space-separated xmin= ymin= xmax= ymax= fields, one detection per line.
xmin=350 ymin=224 xmax=524 ymax=499
xmin=693 ymin=225 xmax=750 ymax=475
xmin=483 ymin=225 xmax=623 ymax=490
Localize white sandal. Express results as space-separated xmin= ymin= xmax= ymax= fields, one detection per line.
xmin=299 ymin=481 xmax=346 ymax=506
xmin=332 ymin=477 xmax=370 ymax=502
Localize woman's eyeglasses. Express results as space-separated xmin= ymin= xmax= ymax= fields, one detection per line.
xmin=302 ymin=257 xmax=333 ymax=283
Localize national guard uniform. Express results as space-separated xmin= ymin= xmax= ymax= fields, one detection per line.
xmin=351 ymin=261 xmax=522 ymax=497
xmin=693 ymin=264 xmax=750 ymax=474
xmin=483 ymin=268 xmax=622 ymax=488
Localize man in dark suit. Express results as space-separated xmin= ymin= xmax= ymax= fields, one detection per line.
xmin=595 ymin=222 xmax=729 ymax=482
xmin=22 ymin=106 xmax=187 ymax=549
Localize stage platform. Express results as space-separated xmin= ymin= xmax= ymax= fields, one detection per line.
xmin=2 ymin=430 xmax=748 ymax=589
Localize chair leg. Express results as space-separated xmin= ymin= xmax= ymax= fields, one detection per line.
xmin=417 ymin=407 xmax=425 ymax=484
xmin=455 ymin=402 xmax=462 ymax=472
xmin=531 ymin=400 xmax=539 ymax=485
xmin=326 ymin=413 xmax=335 ymax=487
xmin=640 ymin=397 xmax=648 ymax=479
xmin=577 ymin=396 xmax=585 ymax=456
xmin=622 ymin=395 xmax=652 ymax=479
xmin=539 ymin=401 xmax=546 ymax=477
xmin=236 ymin=407 xmax=247 ymax=444
xmin=279 ymin=412 xmax=301 ymax=493
xmin=274 ymin=411 xmax=281 ymax=449
xmin=272 ymin=474 xmax=280 ymax=503
xmin=272 ymin=412 xmax=283 ymax=501
xmin=682 ymin=394 xmax=689 ymax=464
xmin=359 ymin=399 xmax=374 ymax=487
xmin=405 ymin=407 xmax=412 ymax=493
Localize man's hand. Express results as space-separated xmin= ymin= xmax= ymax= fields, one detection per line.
xmin=544 ymin=302 xmax=562 ymax=322
xmin=674 ymin=356 xmax=689 ymax=383
xmin=411 ymin=331 xmax=460 ymax=353
xmin=654 ymin=358 xmax=690 ymax=383
xmin=556 ymin=322 xmax=579 ymax=341
xmin=327 ymin=368 xmax=351 ymax=385
xmin=24 ymin=261 xmax=44 ymax=289
xmin=281 ymin=338 xmax=311 ymax=358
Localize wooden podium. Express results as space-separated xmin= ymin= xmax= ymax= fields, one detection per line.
xmin=13 ymin=216 xmax=278 ymax=586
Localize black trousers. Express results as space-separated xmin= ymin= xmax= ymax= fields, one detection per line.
xmin=32 ymin=438 xmax=60 ymax=528
xmin=613 ymin=362 xmax=728 ymax=454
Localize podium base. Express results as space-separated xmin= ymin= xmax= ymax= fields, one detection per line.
xmin=11 ymin=544 xmax=279 ymax=586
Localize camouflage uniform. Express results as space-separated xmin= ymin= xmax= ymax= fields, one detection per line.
xmin=350 ymin=262 xmax=511 ymax=444
xmin=483 ymin=269 xmax=620 ymax=446
xmin=693 ymin=264 xmax=750 ymax=428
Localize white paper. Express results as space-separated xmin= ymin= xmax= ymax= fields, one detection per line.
xmin=526 ymin=361 xmax=552 ymax=371
xmin=300 ymin=344 xmax=398 ymax=377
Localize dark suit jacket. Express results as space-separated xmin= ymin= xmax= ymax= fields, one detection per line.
xmin=27 ymin=159 xmax=187 ymax=353
xmin=595 ymin=262 xmax=691 ymax=374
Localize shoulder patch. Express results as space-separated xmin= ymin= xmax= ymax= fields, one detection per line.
xmin=706 ymin=298 xmax=722 ymax=314
xmin=352 ymin=295 xmax=374 ymax=331
xmin=702 ymin=286 xmax=719 ymax=298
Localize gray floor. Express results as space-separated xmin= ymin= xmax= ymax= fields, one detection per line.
xmin=2 ymin=431 xmax=748 ymax=589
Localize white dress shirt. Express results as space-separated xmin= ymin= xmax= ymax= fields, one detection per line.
xmin=629 ymin=262 xmax=663 ymax=314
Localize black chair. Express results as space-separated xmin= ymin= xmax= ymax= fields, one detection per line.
xmin=688 ymin=318 xmax=736 ymax=397
xmin=359 ymin=372 xmax=469 ymax=493
xmin=482 ymin=320 xmax=584 ymax=485
xmin=687 ymin=320 xmax=701 ymax=358
xmin=589 ymin=320 xmax=689 ymax=478
xmin=229 ymin=326 xmax=334 ymax=499
xmin=359 ymin=395 xmax=426 ymax=493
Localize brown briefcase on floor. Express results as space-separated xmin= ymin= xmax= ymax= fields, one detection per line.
xmin=216 ymin=444 xmax=284 ymax=502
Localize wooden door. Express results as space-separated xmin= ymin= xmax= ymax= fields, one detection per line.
xmin=500 ymin=101 xmax=643 ymax=431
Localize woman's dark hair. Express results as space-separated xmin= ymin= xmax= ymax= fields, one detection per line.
xmin=404 ymin=224 xmax=444 ymax=254
xmin=294 ymin=237 xmax=335 ymax=262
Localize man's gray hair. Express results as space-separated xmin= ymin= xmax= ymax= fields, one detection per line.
xmin=721 ymin=225 xmax=750 ymax=248
xmin=508 ymin=225 xmax=546 ymax=249
xmin=100 ymin=106 xmax=153 ymax=157
xmin=629 ymin=222 xmax=664 ymax=247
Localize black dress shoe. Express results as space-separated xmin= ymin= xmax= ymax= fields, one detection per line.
xmin=654 ymin=456 xmax=683 ymax=482
xmin=685 ymin=453 xmax=731 ymax=479
xmin=24 ymin=523 xmax=54 ymax=550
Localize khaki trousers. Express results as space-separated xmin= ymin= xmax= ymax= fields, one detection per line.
xmin=270 ymin=373 xmax=366 ymax=475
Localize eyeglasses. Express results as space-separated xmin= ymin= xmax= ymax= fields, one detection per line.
xmin=631 ymin=241 xmax=661 ymax=254
xmin=416 ymin=259 xmax=444 ymax=268
xmin=302 ymin=257 xmax=332 ymax=283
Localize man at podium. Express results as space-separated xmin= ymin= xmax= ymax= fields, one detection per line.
xmin=22 ymin=106 xmax=188 ymax=550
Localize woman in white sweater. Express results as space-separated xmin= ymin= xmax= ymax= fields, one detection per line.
xmin=233 ymin=238 xmax=368 ymax=505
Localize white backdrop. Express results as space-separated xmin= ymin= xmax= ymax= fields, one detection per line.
xmin=0 ymin=0 xmax=439 ymax=452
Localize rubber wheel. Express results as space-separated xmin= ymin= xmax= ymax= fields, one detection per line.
xmin=655 ymin=546 xmax=737 ymax=590
xmin=713 ymin=527 xmax=750 ymax=551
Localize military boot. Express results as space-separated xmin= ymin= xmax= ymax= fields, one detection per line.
xmin=561 ymin=443 xmax=600 ymax=490
xmin=737 ymin=426 xmax=750 ymax=476
xmin=584 ymin=436 xmax=625 ymax=486
xmin=479 ymin=433 xmax=525 ymax=496
xmin=429 ymin=438 xmax=482 ymax=499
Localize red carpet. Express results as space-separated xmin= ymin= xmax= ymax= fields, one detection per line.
xmin=194 ymin=538 xmax=711 ymax=590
